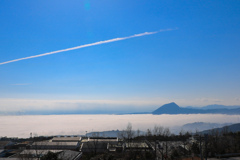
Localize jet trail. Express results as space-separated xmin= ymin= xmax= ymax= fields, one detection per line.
xmin=0 ymin=28 xmax=175 ymax=65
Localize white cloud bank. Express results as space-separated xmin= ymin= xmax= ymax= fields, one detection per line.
xmin=0 ymin=28 xmax=176 ymax=65
xmin=1 ymin=114 xmax=239 ymax=138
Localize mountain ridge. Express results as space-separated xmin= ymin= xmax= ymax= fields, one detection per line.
xmin=152 ymin=102 xmax=240 ymax=115
xmin=200 ymin=123 xmax=240 ymax=134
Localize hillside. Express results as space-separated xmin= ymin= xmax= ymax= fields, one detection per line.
xmin=181 ymin=122 xmax=232 ymax=132
xmin=200 ymin=123 xmax=240 ymax=134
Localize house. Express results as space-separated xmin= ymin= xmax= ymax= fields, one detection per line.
xmin=30 ymin=141 xmax=80 ymax=150
xmin=80 ymin=137 xmax=119 ymax=153
xmin=50 ymin=137 xmax=81 ymax=143
xmin=58 ymin=150 xmax=82 ymax=160
xmin=81 ymin=141 xmax=108 ymax=153
xmin=17 ymin=149 xmax=82 ymax=160
xmin=0 ymin=142 xmax=15 ymax=150
xmin=124 ymin=141 xmax=152 ymax=151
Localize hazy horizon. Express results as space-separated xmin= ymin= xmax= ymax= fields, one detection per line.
xmin=1 ymin=100 xmax=240 ymax=115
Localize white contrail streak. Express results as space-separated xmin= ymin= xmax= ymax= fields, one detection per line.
xmin=0 ymin=28 xmax=176 ymax=65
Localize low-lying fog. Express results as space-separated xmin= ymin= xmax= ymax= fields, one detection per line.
xmin=1 ymin=114 xmax=239 ymax=138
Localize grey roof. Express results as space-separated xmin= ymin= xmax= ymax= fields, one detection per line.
xmin=18 ymin=149 xmax=82 ymax=160
xmin=125 ymin=142 xmax=149 ymax=148
xmin=51 ymin=137 xmax=81 ymax=142
xmin=81 ymin=137 xmax=118 ymax=143
xmin=32 ymin=141 xmax=78 ymax=146
xmin=81 ymin=142 xmax=108 ymax=153
xmin=88 ymin=139 xmax=118 ymax=142
xmin=30 ymin=142 xmax=79 ymax=150
xmin=58 ymin=150 xmax=82 ymax=160
xmin=0 ymin=141 xmax=11 ymax=149
xmin=20 ymin=149 xmax=63 ymax=155
xmin=0 ymin=158 xmax=31 ymax=160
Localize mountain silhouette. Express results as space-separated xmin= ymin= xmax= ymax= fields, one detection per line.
xmin=152 ymin=102 xmax=240 ymax=115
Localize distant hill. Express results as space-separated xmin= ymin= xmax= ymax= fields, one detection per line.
xmin=200 ymin=123 xmax=240 ymax=134
xmin=181 ymin=122 xmax=232 ymax=132
xmin=117 ymin=112 xmax=151 ymax=115
xmin=186 ymin=104 xmax=240 ymax=110
xmin=152 ymin=102 xmax=240 ymax=115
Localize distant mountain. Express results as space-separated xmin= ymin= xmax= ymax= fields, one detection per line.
xmin=200 ymin=123 xmax=240 ymax=134
xmin=152 ymin=102 xmax=240 ymax=115
xmin=181 ymin=122 xmax=232 ymax=132
xmin=117 ymin=112 xmax=151 ymax=115
xmin=186 ymin=104 xmax=240 ymax=110
xmin=152 ymin=102 xmax=204 ymax=114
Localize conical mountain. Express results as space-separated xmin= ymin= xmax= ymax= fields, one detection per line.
xmin=152 ymin=102 xmax=240 ymax=115
xmin=152 ymin=102 xmax=181 ymax=114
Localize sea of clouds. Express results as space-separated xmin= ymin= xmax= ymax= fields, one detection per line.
xmin=1 ymin=114 xmax=240 ymax=138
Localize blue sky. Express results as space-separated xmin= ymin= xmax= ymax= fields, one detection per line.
xmin=0 ymin=0 xmax=240 ymax=114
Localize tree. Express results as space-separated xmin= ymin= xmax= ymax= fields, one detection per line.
xmin=126 ymin=123 xmax=135 ymax=140
xmin=191 ymin=142 xmax=200 ymax=155
xmin=153 ymin=125 xmax=164 ymax=136
xmin=85 ymin=132 xmax=100 ymax=155
xmin=163 ymin=127 xmax=171 ymax=137
xmin=41 ymin=151 xmax=59 ymax=160
xmin=136 ymin=129 xmax=141 ymax=137
xmin=120 ymin=123 xmax=135 ymax=147
xmin=146 ymin=129 xmax=152 ymax=137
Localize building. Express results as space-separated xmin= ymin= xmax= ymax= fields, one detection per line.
xmin=30 ymin=141 xmax=80 ymax=150
xmin=0 ymin=142 xmax=15 ymax=150
xmin=50 ymin=137 xmax=81 ymax=143
xmin=80 ymin=137 xmax=120 ymax=153
xmin=18 ymin=149 xmax=82 ymax=160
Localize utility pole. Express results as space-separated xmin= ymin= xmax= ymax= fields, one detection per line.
xmin=165 ymin=141 xmax=168 ymax=159
xmin=204 ymin=134 xmax=208 ymax=160
xmin=155 ymin=141 xmax=157 ymax=160
xmin=200 ymin=136 xmax=203 ymax=160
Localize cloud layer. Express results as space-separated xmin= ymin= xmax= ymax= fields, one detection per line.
xmin=0 ymin=28 xmax=175 ymax=65
xmin=1 ymin=114 xmax=239 ymax=138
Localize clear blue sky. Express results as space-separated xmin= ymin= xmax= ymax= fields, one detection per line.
xmin=0 ymin=0 xmax=240 ymax=114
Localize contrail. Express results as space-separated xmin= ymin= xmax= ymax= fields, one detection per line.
xmin=0 ymin=28 xmax=176 ymax=65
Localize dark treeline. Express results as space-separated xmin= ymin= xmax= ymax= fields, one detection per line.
xmin=116 ymin=123 xmax=240 ymax=160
